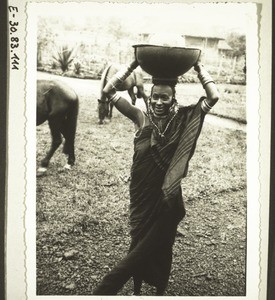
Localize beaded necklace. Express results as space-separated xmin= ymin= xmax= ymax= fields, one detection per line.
xmin=147 ymin=100 xmax=179 ymax=144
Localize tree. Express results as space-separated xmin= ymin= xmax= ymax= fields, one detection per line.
xmin=107 ymin=17 xmax=129 ymax=41
xmin=37 ymin=17 xmax=56 ymax=66
xmin=106 ymin=18 xmax=133 ymax=64
xmin=226 ymin=32 xmax=246 ymax=58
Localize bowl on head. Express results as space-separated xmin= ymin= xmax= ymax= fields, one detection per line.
xmin=133 ymin=44 xmax=201 ymax=82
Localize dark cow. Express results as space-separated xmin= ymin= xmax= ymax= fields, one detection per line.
xmin=37 ymin=79 xmax=79 ymax=175
xmin=98 ymin=64 xmax=147 ymax=124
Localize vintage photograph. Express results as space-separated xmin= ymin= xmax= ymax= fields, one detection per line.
xmin=3 ymin=0 xmax=269 ymax=299
xmin=33 ymin=2 xmax=248 ymax=296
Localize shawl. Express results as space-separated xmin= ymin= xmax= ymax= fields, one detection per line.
xmin=93 ymin=98 xmax=206 ymax=295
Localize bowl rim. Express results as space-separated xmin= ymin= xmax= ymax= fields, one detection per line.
xmin=132 ymin=44 xmax=201 ymax=52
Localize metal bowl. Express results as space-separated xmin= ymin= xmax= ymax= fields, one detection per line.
xmin=133 ymin=44 xmax=201 ymax=80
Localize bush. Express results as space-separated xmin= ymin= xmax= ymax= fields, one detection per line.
xmin=229 ymin=75 xmax=246 ymax=85
xmin=74 ymin=62 xmax=81 ymax=75
xmin=53 ymin=45 xmax=75 ymax=73
xmin=51 ymin=61 xmax=58 ymax=70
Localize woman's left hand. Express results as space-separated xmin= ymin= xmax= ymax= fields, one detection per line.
xmin=194 ymin=61 xmax=203 ymax=73
xmin=194 ymin=53 xmax=206 ymax=73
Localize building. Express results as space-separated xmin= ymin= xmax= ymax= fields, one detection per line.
xmin=138 ymin=32 xmax=233 ymax=63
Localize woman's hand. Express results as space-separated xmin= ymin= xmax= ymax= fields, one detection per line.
xmin=194 ymin=57 xmax=219 ymax=107
xmin=129 ymin=59 xmax=139 ymax=70
xmin=194 ymin=60 xmax=203 ymax=73
xmin=194 ymin=53 xmax=206 ymax=73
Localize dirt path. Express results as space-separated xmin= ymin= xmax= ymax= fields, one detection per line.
xmin=37 ymin=72 xmax=246 ymax=132
xmin=206 ymin=114 xmax=246 ymax=131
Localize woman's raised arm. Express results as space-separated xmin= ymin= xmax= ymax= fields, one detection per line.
xmin=194 ymin=62 xmax=220 ymax=109
xmin=102 ymin=61 xmax=144 ymax=127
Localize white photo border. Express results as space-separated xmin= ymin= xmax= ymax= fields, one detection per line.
xmin=6 ymin=1 xmax=272 ymax=299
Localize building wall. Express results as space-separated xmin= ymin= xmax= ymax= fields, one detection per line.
xmin=184 ymin=36 xmax=204 ymax=48
xmin=184 ymin=36 xmax=221 ymax=61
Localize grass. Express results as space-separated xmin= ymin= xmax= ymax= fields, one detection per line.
xmin=148 ymin=83 xmax=246 ymax=123
xmin=36 ymin=73 xmax=246 ymax=296
xmin=211 ymin=84 xmax=246 ymax=123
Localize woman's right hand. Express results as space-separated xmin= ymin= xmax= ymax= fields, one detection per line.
xmin=103 ymin=60 xmax=139 ymax=95
xmin=129 ymin=59 xmax=139 ymax=70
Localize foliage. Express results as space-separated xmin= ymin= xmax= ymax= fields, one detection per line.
xmin=51 ymin=62 xmax=58 ymax=70
xmin=74 ymin=62 xmax=82 ymax=75
xmin=37 ymin=18 xmax=56 ymax=66
xmin=37 ymin=18 xmax=56 ymax=47
xmin=53 ymin=45 xmax=75 ymax=73
xmin=226 ymin=32 xmax=246 ymax=57
xmin=107 ymin=17 xmax=131 ymax=41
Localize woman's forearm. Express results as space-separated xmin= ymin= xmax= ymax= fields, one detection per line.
xmin=103 ymin=60 xmax=139 ymax=95
xmin=102 ymin=60 xmax=143 ymax=126
xmin=195 ymin=63 xmax=220 ymax=107
xmin=204 ymin=82 xmax=220 ymax=107
xmin=107 ymin=90 xmax=142 ymax=125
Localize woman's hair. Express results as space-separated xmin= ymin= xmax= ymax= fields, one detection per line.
xmin=152 ymin=77 xmax=177 ymax=87
xmin=150 ymin=84 xmax=176 ymax=99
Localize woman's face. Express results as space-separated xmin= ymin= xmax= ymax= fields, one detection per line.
xmin=150 ymin=85 xmax=174 ymax=116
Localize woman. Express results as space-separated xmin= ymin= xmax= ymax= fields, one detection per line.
xmin=93 ymin=59 xmax=219 ymax=295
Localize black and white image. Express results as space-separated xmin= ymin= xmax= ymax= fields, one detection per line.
xmin=5 ymin=1 xmax=272 ymax=299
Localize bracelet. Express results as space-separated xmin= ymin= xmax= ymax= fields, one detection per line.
xmin=108 ymin=65 xmax=134 ymax=90
xmin=198 ymin=69 xmax=215 ymax=89
xmin=109 ymin=93 xmax=121 ymax=104
xmin=202 ymin=79 xmax=214 ymax=88
xmin=115 ymin=66 xmax=133 ymax=82
xmin=201 ymin=98 xmax=213 ymax=113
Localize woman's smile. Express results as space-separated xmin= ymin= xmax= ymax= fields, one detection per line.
xmin=154 ymin=105 xmax=165 ymax=115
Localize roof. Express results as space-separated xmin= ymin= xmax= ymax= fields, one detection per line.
xmin=139 ymin=31 xmax=225 ymax=40
xmin=184 ymin=34 xmax=222 ymax=40
xmin=217 ymin=39 xmax=233 ymax=50
xmin=134 ymin=21 xmax=228 ymax=40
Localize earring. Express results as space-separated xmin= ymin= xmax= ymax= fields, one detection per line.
xmin=169 ymin=99 xmax=176 ymax=112
xmin=147 ymin=97 xmax=152 ymax=111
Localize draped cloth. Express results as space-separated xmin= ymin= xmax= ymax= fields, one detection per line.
xmin=93 ymin=98 xmax=206 ymax=295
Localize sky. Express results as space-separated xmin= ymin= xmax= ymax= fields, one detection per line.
xmin=33 ymin=2 xmax=255 ymax=35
